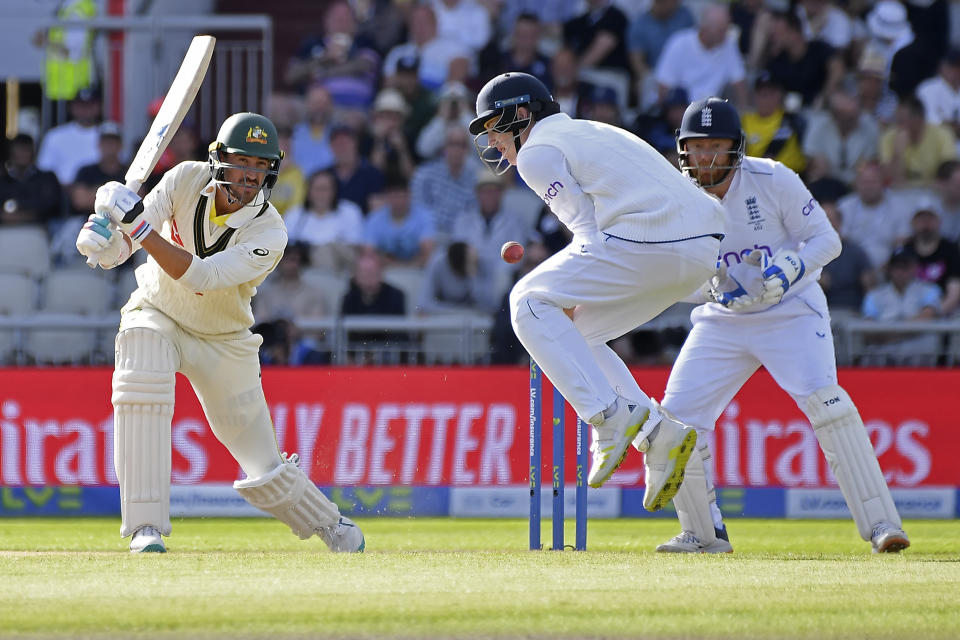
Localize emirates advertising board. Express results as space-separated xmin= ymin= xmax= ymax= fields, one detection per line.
xmin=0 ymin=367 xmax=956 ymax=519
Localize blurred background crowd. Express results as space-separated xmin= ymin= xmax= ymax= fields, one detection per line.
xmin=3 ymin=0 xmax=960 ymax=367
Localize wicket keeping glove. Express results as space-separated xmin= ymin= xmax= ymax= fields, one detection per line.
xmin=759 ymin=249 xmax=805 ymax=305
xmin=709 ymin=253 xmax=765 ymax=311
xmin=95 ymin=181 xmax=152 ymax=243
xmin=75 ymin=213 xmax=128 ymax=269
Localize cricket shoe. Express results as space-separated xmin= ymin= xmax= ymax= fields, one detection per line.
xmin=871 ymin=523 xmax=909 ymax=554
xmin=129 ymin=525 xmax=166 ymax=553
xmin=656 ymin=526 xmax=733 ymax=554
xmin=587 ymin=398 xmax=651 ymax=488
xmin=318 ymin=516 xmax=365 ymax=553
xmin=633 ymin=405 xmax=698 ymax=511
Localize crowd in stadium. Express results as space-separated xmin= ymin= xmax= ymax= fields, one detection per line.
xmin=4 ymin=0 xmax=960 ymax=366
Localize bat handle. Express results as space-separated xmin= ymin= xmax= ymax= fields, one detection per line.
xmin=125 ymin=178 xmax=144 ymax=195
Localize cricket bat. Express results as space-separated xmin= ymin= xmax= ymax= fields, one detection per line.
xmin=125 ymin=34 xmax=216 ymax=192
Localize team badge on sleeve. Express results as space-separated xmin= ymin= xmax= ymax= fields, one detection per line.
xmin=252 ymin=248 xmax=269 ymax=257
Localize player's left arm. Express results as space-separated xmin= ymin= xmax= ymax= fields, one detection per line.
xmin=758 ymin=165 xmax=841 ymax=303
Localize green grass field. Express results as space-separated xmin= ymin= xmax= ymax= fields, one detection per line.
xmin=2 ymin=517 xmax=959 ymax=639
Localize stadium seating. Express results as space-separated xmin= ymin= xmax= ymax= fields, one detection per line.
xmin=0 ymin=225 xmax=51 ymax=280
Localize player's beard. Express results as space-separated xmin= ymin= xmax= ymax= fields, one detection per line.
xmin=225 ymin=180 xmax=262 ymax=206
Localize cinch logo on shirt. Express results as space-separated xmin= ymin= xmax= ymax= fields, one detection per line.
xmin=801 ymin=197 xmax=818 ymax=216
xmin=542 ymin=181 xmax=564 ymax=204
xmin=721 ymin=244 xmax=772 ymax=266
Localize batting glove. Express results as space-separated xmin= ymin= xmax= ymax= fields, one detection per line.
xmin=76 ymin=213 xmax=128 ymax=269
xmin=759 ymin=249 xmax=805 ymax=305
xmin=94 ymin=181 xmax=152 ymax=243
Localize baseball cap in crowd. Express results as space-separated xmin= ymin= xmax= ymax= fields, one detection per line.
xmin=754 ymin=71 xmax=783 ymax=91
xmin=373 ymin=88 xmax=410 ymax=115
xmin=589 ymin=85 xmax=619 ymax=107
xmin=888 ymin=246 xmax=918 ymax=268
xmin=396 ymin=54 xmax=419 ymax=73
xmin=99 ymin=121 xmax=122 ymax=139
xmin=663 ymin=87 xmax=689 ymax=108
xmin=74 ymin=86 xmax=101 ymax=102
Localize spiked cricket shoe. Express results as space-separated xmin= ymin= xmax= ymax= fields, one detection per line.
xmin=587 ymin=399 xmax=650 ymax=488
xmin=318 ymin=516 xmax=365 ymax=552
xmin=871 ymin=523 xmax=909 ymax=554
xmin=129 ymin=525 xmax=166 ymax=553
xmin=656 ymin=527 xmax=733 ymax=553
xmin=636 ymin=411 xmax=697 ymax=511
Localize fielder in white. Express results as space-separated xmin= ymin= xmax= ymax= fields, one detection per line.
xmin=470 ymin=73 xmax=726 ymax=510
xmin=75 ymin=113 xmax=364 ymax=553
xmin=643 ymin=97 xmax=908 ymax=554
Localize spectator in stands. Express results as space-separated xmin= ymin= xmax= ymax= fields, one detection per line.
xmin=51 ymin=121 xmax=125 ymax=266
xmin=916 ymin=47 xmax=960 ymax=144
xmin=563 ymin=0 xmax=630 ymax=75
xmin=820 ymin=201 xmax=877 ymax=313
xmin=368 ymin=88 xmax=416 ymax=182
xmin=432 ymin=0 xmax=492 ymax=55
xmin=549 ymin=47 xmax=589 ymax=117
xmin=340 ymin=249 xmax=408 ymax=354
xmin=632 ymin=87 xmax=689 ymax=162
xmin=365 ymin=173 xmax=436 ymax=266
xmin=903 ymin=205 xmax=960 ymax=316
xmin=803 ymin=89 xmax=879 ymax=185
xmin=861 ymin=247 xmax=942 ymax=365
xmin=493 ymin=0 xmax=579 ymax=48
xmin=69 ymin=121 xmax=124 ymax=218
xmin=270 ymin=125 xmax=307 ymax=216
xmin=730 ymin=0 xmax=764 ymax=59
xmin=655 ymin=4 xmax=747 ymax=106
xmin=865 ymin=0 xmax=946 ymax=99
xmin=329 ymin=124 xmax=383 ymax=213
xmin=763 ymin=11 xmax=843 ymax=108
xmin=855 ymin=47 xmax=899 ymax=128
xmin=292 ymin=85 xmax=336 ymax=176
xmin=796 ymin=0 xmax=854 ymax=53
xmin=36 ymin=85 xmax=101 ymax=186
xmin=880 ymin=94 xmax=957 ymax=186
xmin=0 ymin=134 xmax=61 ymax=227
xmin=578 ymin=84 xmax=624 ymax=128
xmin=284 ymin=0 xmax=380 ymax=109
xmin=283 ymin=169 xmax=364 ymax=274
xmin=254 ymin=242 xmax=329 ymax=322
xmin=417 ymin=241 xmax=498 ymax=314
xmin=481 ymin=12 xmax=551 ymax=85
xmin=382 ymin=4 xmax=471 ymax=91
xmin=934 ymin=160 xmax=960 ymax=240
xmin=416 ymin=82 xmax=475 ymax=160
xmin=385 ymin=55 xmax=436 ymax=152
xmin=453 ymin=168 xmax=541 ymax=299
xmin=837 ymin=161 xmax=913 ymax=268
xmin=742 ymin=72 xmax=807 ymax=174
xmin=411 ymin=124 xmax=478 ymax=241
xmin=627 ymin=0 xmax=695 ymax=110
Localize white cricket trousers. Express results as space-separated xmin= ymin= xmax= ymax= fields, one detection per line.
xmin=510 ymin=232 xmax=720 ymax=421
xmin=112 ymin=305 xmax=283 ymax=536
xmin=662 ymin=293 xmax=839 ymax=429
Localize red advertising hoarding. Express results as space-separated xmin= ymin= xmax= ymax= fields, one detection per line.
xmin=0 ymin=367 xmax=954 ymax=488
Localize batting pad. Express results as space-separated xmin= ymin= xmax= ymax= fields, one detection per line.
xmin=112 ymin=328 xmax=177 ymax=537
xmin=671 ymin=441 xmax=718 ymax=545
xmin=234 ymin=459 xmax=341 ymax=539
xmin=806 ymin=385 xmax=901 ymax=540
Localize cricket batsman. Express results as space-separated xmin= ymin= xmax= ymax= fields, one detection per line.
xmin=75 ymin=112 xmax=364 ymax=553
xmin=470 ymin=72 xmax=726 ymax=511
xmin=643 ymin=97 xmax=908 ymax=554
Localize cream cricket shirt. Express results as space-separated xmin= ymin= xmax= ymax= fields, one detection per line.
xmin=124 ymin=161 xmax=288 ymax=337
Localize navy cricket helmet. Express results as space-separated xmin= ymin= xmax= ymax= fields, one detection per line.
xmin=675 ymin=97 xmax=745 ymax=187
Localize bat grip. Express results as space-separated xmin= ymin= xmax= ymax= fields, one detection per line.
xmin=125 ymin=178 xmax=144 ymax=195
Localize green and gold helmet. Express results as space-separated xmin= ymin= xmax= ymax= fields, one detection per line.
xmin=208 ymin=112 xmax=284 ymax=202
